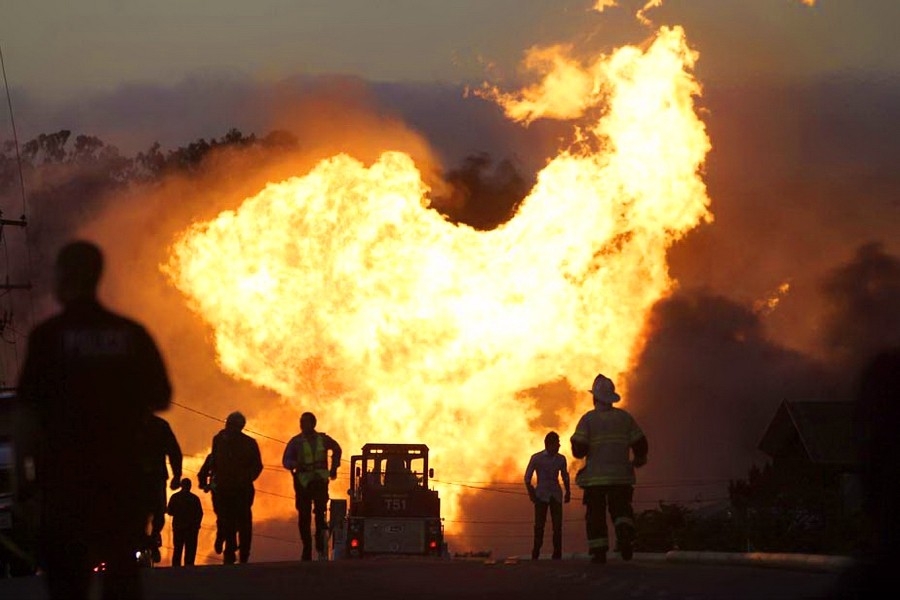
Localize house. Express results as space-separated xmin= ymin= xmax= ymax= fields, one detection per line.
xmin=758 ymin=400 xmax=860 ymax=510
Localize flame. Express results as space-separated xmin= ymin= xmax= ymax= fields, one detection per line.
xmin=164 ymin=26 xmax=711 ymax=540
xmin=753 ymin=282 xmax=791 ymax=315
xmin=637 ymin=1 xmax=665 ymax=26
xmin=592 ymin=0 xmax=619 ymax=13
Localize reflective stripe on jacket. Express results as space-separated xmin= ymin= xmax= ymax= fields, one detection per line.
xmin=296 ymin=433 xmax=329 ymax=488
xmin=571 ymin=406 xmax=644 ymax=487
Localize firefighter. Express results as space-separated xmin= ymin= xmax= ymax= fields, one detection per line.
xmin=570 ymin=373 xmax=648 ymax=564
xmin=384 ymin=456 xmax=417 ymax=491
xmin=139 ymin=414 xmax=182 ymax=563
xmin=208 ymin=411 xmax=262 ymax=565
xmin=16 ymin=241 xmax=172 ymax=599
xmin=524 ymin=431 xmax=571 ymax=560
xmin=166 ymin=478 xmax=203 ymax=567
xmin=282 ymin=412 xmax=342 ymax=561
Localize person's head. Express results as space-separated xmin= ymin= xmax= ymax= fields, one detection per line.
xmin=544 ymin=431 xmax=561 ymax=455
xmin=385 ymin=456 xmax=406 ymax=472
xmin=589 ymin=373 xmax=621 ymax=405
xmin=181 ymin=478 xmax=192 ymax=491
xmin=225 ymin=411 xmax=246 ymax=432
xmin=54 ymin=241 xmax=103 ymax=305
xmin=300 ymin=412 xmax=317 ymax=433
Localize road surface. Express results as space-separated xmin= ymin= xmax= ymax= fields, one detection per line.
xmin=0 ymin=557 xmax=843 ymax=599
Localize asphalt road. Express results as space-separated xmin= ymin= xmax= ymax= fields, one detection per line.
xmin=0 ymin=557 xmax=843 ymax=599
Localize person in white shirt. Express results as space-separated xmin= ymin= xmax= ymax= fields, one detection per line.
xmin=524 ymin=432 xmax=571 ymax=560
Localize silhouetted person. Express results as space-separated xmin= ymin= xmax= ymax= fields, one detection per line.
xmin=17 ymin=240 xmax=171 ymax=599
xmin=139 ymin=414 xmax=182 ymax=563
xmin=571 ymin=374 xmax=647 ymax=564
xmin=209 ymin=411 xmax=262 ymax=564
xmin=383 ymin=456 xmax=417 ymax=491
xmin=197 ymin=452 xmax=224 ymax=554
xmin=525 ymin=431 xmax=571 ymax=560
xmin=166 ymin=478 xmax=203 ymax=567
xmin=282 ymin=412 xmax=341 ymax=561
xmin=834 ymin=348 xmax=900 ymax=598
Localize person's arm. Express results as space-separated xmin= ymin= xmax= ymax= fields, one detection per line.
xmin=166 ymin=423 xmax=183 ymax=488
xmin=631 ymin=436 xmax=648 ymax=467
xmin=571 ymin=414 xmax=590 ymax=459
xmin=191 ymin=495 xmax=203 ymax=528
xmin=560 ymin=456 xmax=571 ymax=502
xmin=282 ymin=437 xmax=299 ymax=471
xmin=166 ymin=494 xmax=176 ymax=516
xmin=326 ymin=435 xmax=342 ymax=479
xmin=198 ymin=454 xmax=213 ymax=491
xmin=630 ymin=416 xmax=648 ymax=467
xmin=524 ymin=455 xmax=537 ymax=501
xmin=249 ymin=439 xmax=263 ymax=482
xmin=134 ymin=326 xmax=172 ymax=412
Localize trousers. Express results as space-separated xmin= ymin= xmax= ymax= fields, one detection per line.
xmin=583 ymin=485 xmax=635 ymax=553
xmin=216 ymin=485 xmax=254 ymax=564
xmin=533 ymin=497 xmax=563 ymax=558
xmin=295 ymin=478 xmax=329 ymax=559
xmin=172 ymin=527 xmax=199 ymax=567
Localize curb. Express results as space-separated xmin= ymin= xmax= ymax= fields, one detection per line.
xmin=509 ymin=551 xmax=852 ymax=572
xmin=664 ymin=551 xmax=855 ymax=573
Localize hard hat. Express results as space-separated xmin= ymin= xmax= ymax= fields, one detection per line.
xmin=589 ymin=374 xmax=621 ymax=404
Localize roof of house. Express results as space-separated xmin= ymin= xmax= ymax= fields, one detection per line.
xmin=758 ymin=400 xmax=858 ymax=466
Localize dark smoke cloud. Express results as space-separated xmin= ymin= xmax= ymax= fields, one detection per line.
xmin=624 ymin=290 xmax=834 ymax=489
xmin=669 ymin=76 xmax=900 ymax=358
xmin=621 ymin=239 xmax=900 ymax=501
xmin=436 ymin=153 xmax=532 ymax=231
xmin=819 ymin=242 xmax=900 ymax=374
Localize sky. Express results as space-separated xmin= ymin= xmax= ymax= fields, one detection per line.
xmin=3 ymin=0 xmax=899 ymax=101
xmin=2 ymin=0 xmax=900 ymax=561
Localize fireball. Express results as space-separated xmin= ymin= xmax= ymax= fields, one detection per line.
xmin=164 ymin=27 xmax=711 ymax=536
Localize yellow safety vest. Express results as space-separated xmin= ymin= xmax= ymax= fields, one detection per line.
xmin=296 ymin=433 xmax=330 ymax=488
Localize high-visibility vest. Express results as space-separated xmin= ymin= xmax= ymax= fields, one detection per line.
xmin=296 ymin=433 xmax=330 ymax=488
xmin=571 ymin=406 xmax=644 ymax=487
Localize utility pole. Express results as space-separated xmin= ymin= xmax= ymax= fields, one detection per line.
xmin=0 ymin=213 xmax=31 ymax=292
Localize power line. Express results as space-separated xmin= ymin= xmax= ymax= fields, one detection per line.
xmin=171 ymin=400 xmax=288 ymax=445
xmin=170 ymin=399 xmax=732 ymax=506
xmin=0 ymin=41 xmax=28 ymax=217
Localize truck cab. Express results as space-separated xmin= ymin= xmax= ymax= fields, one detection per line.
xmin=345 ymin=443 xmax=443 ymax=557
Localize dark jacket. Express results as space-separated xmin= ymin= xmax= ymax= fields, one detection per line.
xmin=166 ymin=489 xmax=203 ymax=531
xmin=141 ymin=415 xmax=183 ymax=482
xmin=210 ymin=429 xmax=263 ymax=490
xmin=17 ymin=299 xmax=172 ymax=487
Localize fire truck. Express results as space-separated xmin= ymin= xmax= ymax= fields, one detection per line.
xmin=342 ymin=443 xmax=443 ymax=558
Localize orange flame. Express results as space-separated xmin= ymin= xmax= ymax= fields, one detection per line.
xmin=163 ymin=26 xmax=711 ymax=533
xmin=753 ymin=282 xmax=791 ymax=315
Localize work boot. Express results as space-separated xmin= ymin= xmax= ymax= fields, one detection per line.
xmin=551 ymin=550 xmax=562 ymax=560
xmin=531 ymin=548 xmax=540 ymax=561
xmin=618 ymin=526 xmax=635 ymax=561
xmin=590 ymin=549 xmax=607 ymax=564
